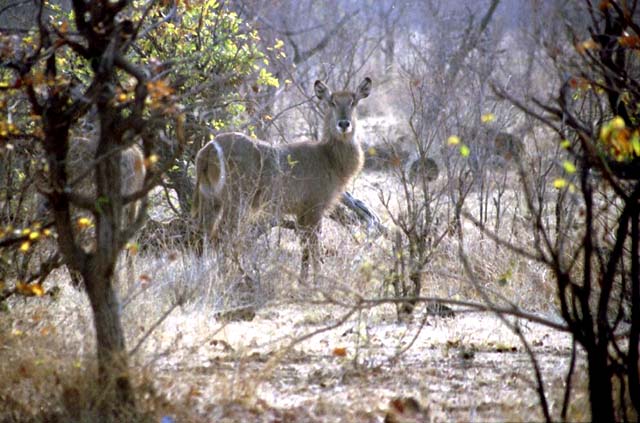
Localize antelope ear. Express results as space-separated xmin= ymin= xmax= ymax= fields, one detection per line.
xmin=314 ymin=80 xmax=331 ymax=101
xmin=356 ymin=77 xmax=372 ymax=101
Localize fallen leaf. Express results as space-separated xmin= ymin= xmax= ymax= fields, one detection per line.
xmin=332 ymin=347 xmax=347 ymax=357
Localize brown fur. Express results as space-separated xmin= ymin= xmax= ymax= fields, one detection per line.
xmin=40 ymin=137 xmax=146 ymax=288
xmin=192 ymin=77 xmax=372 ymax=281
xmin=493 ymin=132 xmax=524 ymax=161
xmin=407 ymin=155 xmax=439 ymax=183
xmin=65 ymin=137 xmax=146 ymax=231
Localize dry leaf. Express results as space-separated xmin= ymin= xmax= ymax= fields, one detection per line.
xmin=332 ymin=347 xmax=347 ymax=357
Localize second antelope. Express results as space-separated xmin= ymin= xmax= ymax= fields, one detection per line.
xmin=38 ymin=137 xmax=146 ymax=289
xmin=192 ymin=77 xmax=372 ymax=281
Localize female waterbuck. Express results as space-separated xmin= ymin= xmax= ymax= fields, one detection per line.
xmin=38 ymin=137 xmax=146 ymax=288
xmin=192 ymin=77 xmax=372 ymax=281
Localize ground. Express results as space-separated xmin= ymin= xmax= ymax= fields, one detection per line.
xmin=2 ymin=274 xmax=590 ymax=422
xmin=146 ymin=303 xmax=588 ymax=422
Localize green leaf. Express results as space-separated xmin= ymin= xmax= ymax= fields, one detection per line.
xmin=632 ymin=133 xmax=640 ymax=156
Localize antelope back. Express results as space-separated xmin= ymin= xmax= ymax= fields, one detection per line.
xmin=65 ymin=137 xmax=145 ymax=198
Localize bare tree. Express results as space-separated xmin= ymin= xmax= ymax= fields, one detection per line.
xmin=1 ymin=0 xmax=183 ymax=416
xmin=491 ymin=1 xmax=640 ymax=420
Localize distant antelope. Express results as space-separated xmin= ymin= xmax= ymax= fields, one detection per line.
xmin=192 ymin=77 xmax=372 ymax=281
xmin=407 ymin=156 xmax=440 ymax=183
xmin=493 ymin=132 xmax=524 ymax=162
xmin=39 ymin=137 xmax=146 ymax=288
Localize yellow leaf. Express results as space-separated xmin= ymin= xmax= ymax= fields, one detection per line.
xmin=553 ymin=178 xmax=567 ymax=189
xmin=16 ymin=282 xmax=44 ymax=296
xmin=368 ymin=146 xmax=377 ymax=156
xmin=481 ymin=113 xmax=495 ymax=123
xmin=144 ymin=154 xmax=159 ymax=168
xmin=20 ymin=241 xmax=30 ymax=252
xmin=447 ymin=135 xmax=460 ymax=145
xmin=578 ymin=38 xmax=600 ymax=53
xmin=29 ymin=231 xmax=40 ymax=241
xmin=77 ymin=217 xmax=92 ymax=229
xmin=11 ymin=329 xmax=23 ymax=336
xmin=611 ymin=116 xmax=626 ymax=130
xmin=125 ymin=242 xmax=139 ymax=255
xmin=286 ymin=154 xmax=298 ymax=168
xmin=30 ymin=283 xmax=44 ymax=296
xmin=562 ymin=161 xmax=577 ymax=174
xmin=560 ymin=139 xmax=571 ymax=149
xmin=460 ymin=145 xmax=470 ymax=157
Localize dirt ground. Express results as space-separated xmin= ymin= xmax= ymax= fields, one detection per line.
xmin=139 ymin=301 xmax=588 ymax=422
xmin=1 ymin=221 xmax=592 ymax=423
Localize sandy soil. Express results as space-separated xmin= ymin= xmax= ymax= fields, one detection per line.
xmin=140 ymin=301 xmax=587 ymax=422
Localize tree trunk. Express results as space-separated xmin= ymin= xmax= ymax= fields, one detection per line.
xmin=84 ymin=266 xmax=136 ymax=416
xmin=587 ymin=345 xmax=615 ymax=422
xmin=629 ymin=207 xmax=640 ymax=414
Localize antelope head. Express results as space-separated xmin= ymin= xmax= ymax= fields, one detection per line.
xmin=315 ymin=77 xmax=372 ymax=140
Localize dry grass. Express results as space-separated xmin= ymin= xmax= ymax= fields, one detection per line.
xmin=0 ymin=283 xmax=590 ymax=422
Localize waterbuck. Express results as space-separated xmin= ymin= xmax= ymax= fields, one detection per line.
xmin=38 ymin=137 xmax=146 ymax=288
xmin=192 ymin=77 xmax=372 ymax=281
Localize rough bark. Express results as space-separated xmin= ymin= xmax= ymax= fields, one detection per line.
xmin=85 ymin=268 xmax=135 ymax=413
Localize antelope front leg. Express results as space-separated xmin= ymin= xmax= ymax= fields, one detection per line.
xmin=299 ymin=221 xmax=322 ymax=283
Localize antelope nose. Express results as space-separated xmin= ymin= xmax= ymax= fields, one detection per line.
xmin=338 ymin=120 xmax=351 ymax=131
